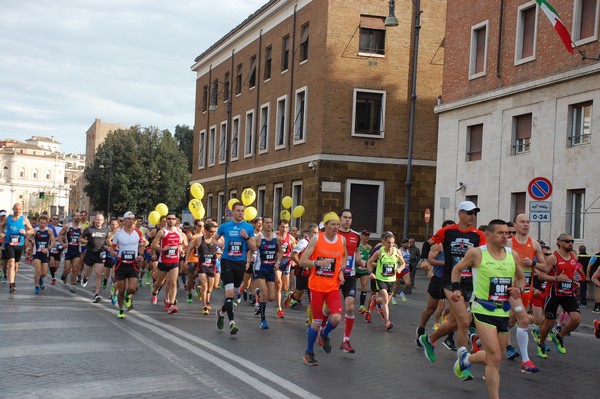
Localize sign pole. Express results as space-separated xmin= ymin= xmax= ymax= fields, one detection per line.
xmin=538 ymin=222 xmax=541 ymax=241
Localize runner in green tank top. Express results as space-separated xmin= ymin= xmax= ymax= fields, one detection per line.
xmin=449 ymin=220 xmax=525 ymax=399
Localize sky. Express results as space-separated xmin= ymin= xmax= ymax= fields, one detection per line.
xmin=0 ymin=0 xmax=266 ymax=154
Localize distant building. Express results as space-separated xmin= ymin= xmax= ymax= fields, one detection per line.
xmin=434 ymin=0 xmax=600 ymax=245
xmin=190 ymin=0 xmax=446 ymax=239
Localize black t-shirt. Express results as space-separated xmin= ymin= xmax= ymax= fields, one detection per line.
xmin=81 ymin=227 xmax=109 ymax=253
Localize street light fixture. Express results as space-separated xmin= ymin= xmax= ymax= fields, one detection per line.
xmin=386 ymin=0 xmax=421 ymax=239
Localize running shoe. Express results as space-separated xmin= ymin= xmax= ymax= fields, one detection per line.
xmin=276 ymin=309 xmax=284 ymax=318
xmin=137 ymin=280 xmax=142 ymax=288
xmin=235 ymin=290 xmax=242 ymax=304
xmin=470 ymin=333 xmax=481 ymax=353
xmin=521 ymin=360 xmax=540 ymax=373
xmin=51 ymin=278 xmax=56 ymax=285
xmin=117 ymin=309 xmax=125 ymax=319
xmin=9 ymin=286 xmax=16 ymax=294
xmin=124 ymin=294 xmax=133 ymax=311
xmin=506 ymin=345 xmax=519 ymax=360
xmin=377 ymin=306 xmax=385 ymax=321
xmin=34 ymin=286 xmax=40 ymax=295
xmin=531 ymin=328 xmax=541 ymax=343
xmin=216 ymin=310 xmax=225 ymax=330
xmin=196 ymin=285 xmax=202 ymax=301
xmin=592 ymin=307 xmax=600 ymax=314
xmin=363 ymin=311 xmax=371 ymax=323
xmin=163 ymin=300 xmax=171 ymax=311
xmin=416 ymin=327 xmax=424 ymax=348
xmin=319 ymin=332 xmax=332 ymax=353
xmin=167 ymin=305 xmax=179 ymax=314
xmin=284 ymin=292 xmax=294 ymax=308
xmin=594 ymin=320 xmax=600 ymax=339
xmin=454 ymin=346 xmax=472 ymax=381
xmin=92 ymin=294 xmax=102 ymax=303
xmin=254 ymin=304 xmax=261 ymax=315
xmin=289 ymin=299 xmax=299 ymax=308
xmin=391 ymin=297 xmax=398 ymax=305
xmin=537 ymin=344 xmax=548 ymax=359
xmin=145 ymin=273 xmax=151 ymax=286
xmin=203 ymin=307 xmax=209 ymax=315
xmin=369 ymin=295 xmax=377 ymax=310
xmin=419 ymin=335 xmax=436 ymax=362
xmin=260 ymin=319 xmax=269 ymax=329
xmin=187 ymin=293 xmax=193 ymax=303
xmin=303 ymin=351 xmax=318 ymax=366
xmin=358 ymin=305 xmax=366 ymax=314
xmin=151 ymin=294 xmax=158 ymax=305
xmin=68 ymin=285 xmax=76 ymax=293
xmin=111 ymin=294 xmax=118 ymax=306
xmin=101 ymin=279 xmax=107 ymax=289
xmin=400 ymin=292 xmax=407 ymax=302
xmin=60 ymin=274 xmax=67 ymax=285
xmin=385 ymin=321 xmax=393 ymax=331
xmin=340 ymin=341 xmax=355 ymax=353
xmin=39 ymin=277 xmax=45 ymax=289
xmin=443 ymin=336 xmax=457 ymax=351
xmin=229 ymin=321 xmax=239 ymax=335
xmin=1 ymin=276 xmax=7 ymax=284
xmin=551 ymin=333 xmax=566 ymax=354
xmin=242 ymin=290 xmax=248 ymax=302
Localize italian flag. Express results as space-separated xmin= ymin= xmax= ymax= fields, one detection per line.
xmin=536 ymin=0 xmax=574 ymax=54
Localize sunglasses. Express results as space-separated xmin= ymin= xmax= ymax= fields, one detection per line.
xmin=561 ymin=239 xmax=574 ymax=244
xmin=118 ymin=219 xmax=124 ymax=222
xmin=508 ymin=231 xmax=516 ymax=235
xmin=461 ymin=210 xmax=478 ymax=215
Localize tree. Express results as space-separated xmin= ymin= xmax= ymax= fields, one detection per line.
xmin=84 ymin=126 xmax=191 ymax=218
xmin=174 ymin=124 xmax=194 ymax=173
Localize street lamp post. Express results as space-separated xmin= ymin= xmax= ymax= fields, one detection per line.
xmin=387 ymin=0 xmax=421 ymax=239
xmin=99 ymin=164 xmax=113 ymax=218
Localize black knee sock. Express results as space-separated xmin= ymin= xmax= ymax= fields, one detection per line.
xmin=360 ymin=291 xmax=367 ymax=307
xmin=49 ymin=267 xmax=56 ymax=278
xmin=260 ymin=302 xmax=267 ymax=320
xmin=224 ymin=298 xmax=234 ymax=321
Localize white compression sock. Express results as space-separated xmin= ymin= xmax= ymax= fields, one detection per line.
xmin=517 ymin=327 xmax=530 ymax=362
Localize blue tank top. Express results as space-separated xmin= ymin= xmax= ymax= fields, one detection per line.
xmin=257 ymin=234 xmax=278 ymax=271
xmin=217 ymin=220 xmax=255 ymax=262
xmin=6 ymin=215 xmax=25 ymax=246
xmin=433 ymin=252 xmax=444 ymax=278
xmin=34 ymin=228 xmax=51 ymax=254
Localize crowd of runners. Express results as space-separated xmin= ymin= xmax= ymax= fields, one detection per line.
xmin=1 ymin=200 xmax=600 ymax=399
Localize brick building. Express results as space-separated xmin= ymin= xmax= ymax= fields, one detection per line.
xmin=190 ymin=0 xmax=446 ymax=238
xmin=435 ymin=0 xmax=600 ymax=245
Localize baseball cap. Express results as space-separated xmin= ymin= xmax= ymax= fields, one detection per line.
xmin=458 ymin=201 xmax=480 ymax=213
xmin=0 ymin=210 xmax=6 ymax=216
xmin=123 ymin=211 xmax=135 ymax=219
xmin=322 ymin=212 xmax=340 ymax=224
xmin=401 ymin=238 xmax=409 ymax=244
xmin=361 ymin=230 xmax=370 ymax=236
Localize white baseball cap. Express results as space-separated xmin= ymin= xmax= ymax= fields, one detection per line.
xmin=458 ymin=201 xmax=480 ymax=213
xmin=123 ymin=211 xmax=135 ymax=219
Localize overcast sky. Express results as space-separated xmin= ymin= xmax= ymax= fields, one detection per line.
xmin=0 ymin=0 xmax=266 ymax=154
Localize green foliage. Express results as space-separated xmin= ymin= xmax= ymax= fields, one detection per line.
xmin=84 ymin=126 xmax=191 ymax=218
xmin=174 ymin=124 xmax=194 ymax=173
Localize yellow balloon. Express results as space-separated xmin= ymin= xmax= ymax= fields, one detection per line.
xmin=190 ymin=183 xmax=205 ymax=200
xmin=244 ymin=206 xmax=258 ymax=221
xmin=292 ymin=205 xmax=305 ymax=218
xmin=228 ymin=198 xmax=240 ymax=211
xmin=148 ymin=211 xmax=161 ymax=226
xmin=242 ymin=188 xmax=256 ymax=206
xmin=155 ymin=203 xmax=168 ymax=216
xmin=280 ymin=210 xmax=291 ymax=221
xmin=282 ymin=196 xmax=293 ymax=209
xmin=191 ymin=206 xmax=205 ymax=220
xmin=189 ymin=198 xmax=203 ymax=212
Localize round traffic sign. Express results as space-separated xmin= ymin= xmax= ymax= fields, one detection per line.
xmin=528 ymin=177 xmax=552 ymax=200
xmin=424 ymin=208 xmax=431 ymax=223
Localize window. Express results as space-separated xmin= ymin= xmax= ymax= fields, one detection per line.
xmin=249 ymin=55 xmax=257 ymax=89
xmin=568 ymin=189 xmax=585 ymax=239
xmin=515 ymin=3 xmax=537 ymax=64
xmin=291 ymin=180 xmax=302 ymax=228
xmin=33 ymin=168 xmax=38 ymax=179
xmin=46 ymin=170 xmax=51 ymax=180
xmin=511 ymin=192 xmax=526 ymax=220
xmin=2 ymin=166 xmax=7 ymax=178
xmin=19 ymin=167 xmax=24 ymax=178
xmin=573 ymin=0 xmax=599 ymax=43
xmin=231 ymin=116 xmax=240 ymax=160
xmin=245 ymin=109 xmax=255 ymax=157
xmin=469 ymin=21 xmax=488 ymax=78
xmin=569 ymin=102 xmax=592 ymax=146
xmin=467 ymin=124 xmax=483 ymax=161
xmin=352 ymin=89 xmax=386 ymax=137
xmin=264 ymin=46 xmax=272 ymax=80
xmin=273 ymin=184 xmax=283 ymax=222
xmin=207 ymin=194 xmax=213 ymax=217
xmin=219 ymin=121 xmax=227 ymax=163
xmin=359 ymin=16 xmax=386 ymax=55
xmin=513 ymin=113 xmax=532 ymax=154
xmin=235 ymin=64 xmax=243 ymax=95
xmin=257 ymin=186 xmax=266 ymax=217
xmin=300 ymin=23 xmax=309 ymax=62
xmin=345 ymin=180 xmax=385 ymax=235
xmin=224 ymin=72 xmax=230 ymax=102
xmin=211 ymin=79 xmax=218 ymax=109
xmin=275 ymin=95 xmax=288 ymax=149
xmin=230 ymin=189 xmax=237 ymax=201
xmin=217 ymin=191 xmax=224 ymax=223
xmin=294 ymin=87 xmax=307 ymax=144
xmin=259 ymin=104 xmax=270 ymax=154
xmin=198 ymin=130 xmax=206 ymax=169
xmin=208 ymin=126 xmax=217 ymax=166
xmin=201 ymin=85 xmax=208 ymax=112
xmin=282 ymin=35 xmax=290 ymax=72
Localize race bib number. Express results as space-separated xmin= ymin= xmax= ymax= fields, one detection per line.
xmin=461 ymin=267 xmax=473 ymax=279
xmin=557 ymin=280 xmax=573 ymax=296
xmin=121 ymin=250 xmax=136 ymax=262
xmin=37 ymin=243 xmax=47 ymax=250
xmin=488 ymin=277 xmax=512 ymax=302
xmin=345 ymin=255 xmax=355 ymax=276
xmin=523 ymin=271 xmax=532 ymax=287
xmin=69 ymin=236 xmax=79 ymax=245
xmin=166 ymin=246 xmax=178 ymax=258
xmin=100 ymin=251 xmax=106 ymax=260
xmin=315 ymin=258 xmax=335 ymax=278
xmin=227 ymin=240 xmax=243 ymax=258
xmin=10 ymin=234 xmax=21 ymax=245
xmin=382 ymin=263 xmax=395 ymax=277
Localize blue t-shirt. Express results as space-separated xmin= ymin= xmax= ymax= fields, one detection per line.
xmin=6 ymin=215 xmax=25 ymax=246
xmin=217 ymin=220 xmax=255 ymax=262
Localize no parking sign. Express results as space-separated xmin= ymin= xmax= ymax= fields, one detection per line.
xmin=528 ymin=177 xmax=552 ymax=200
